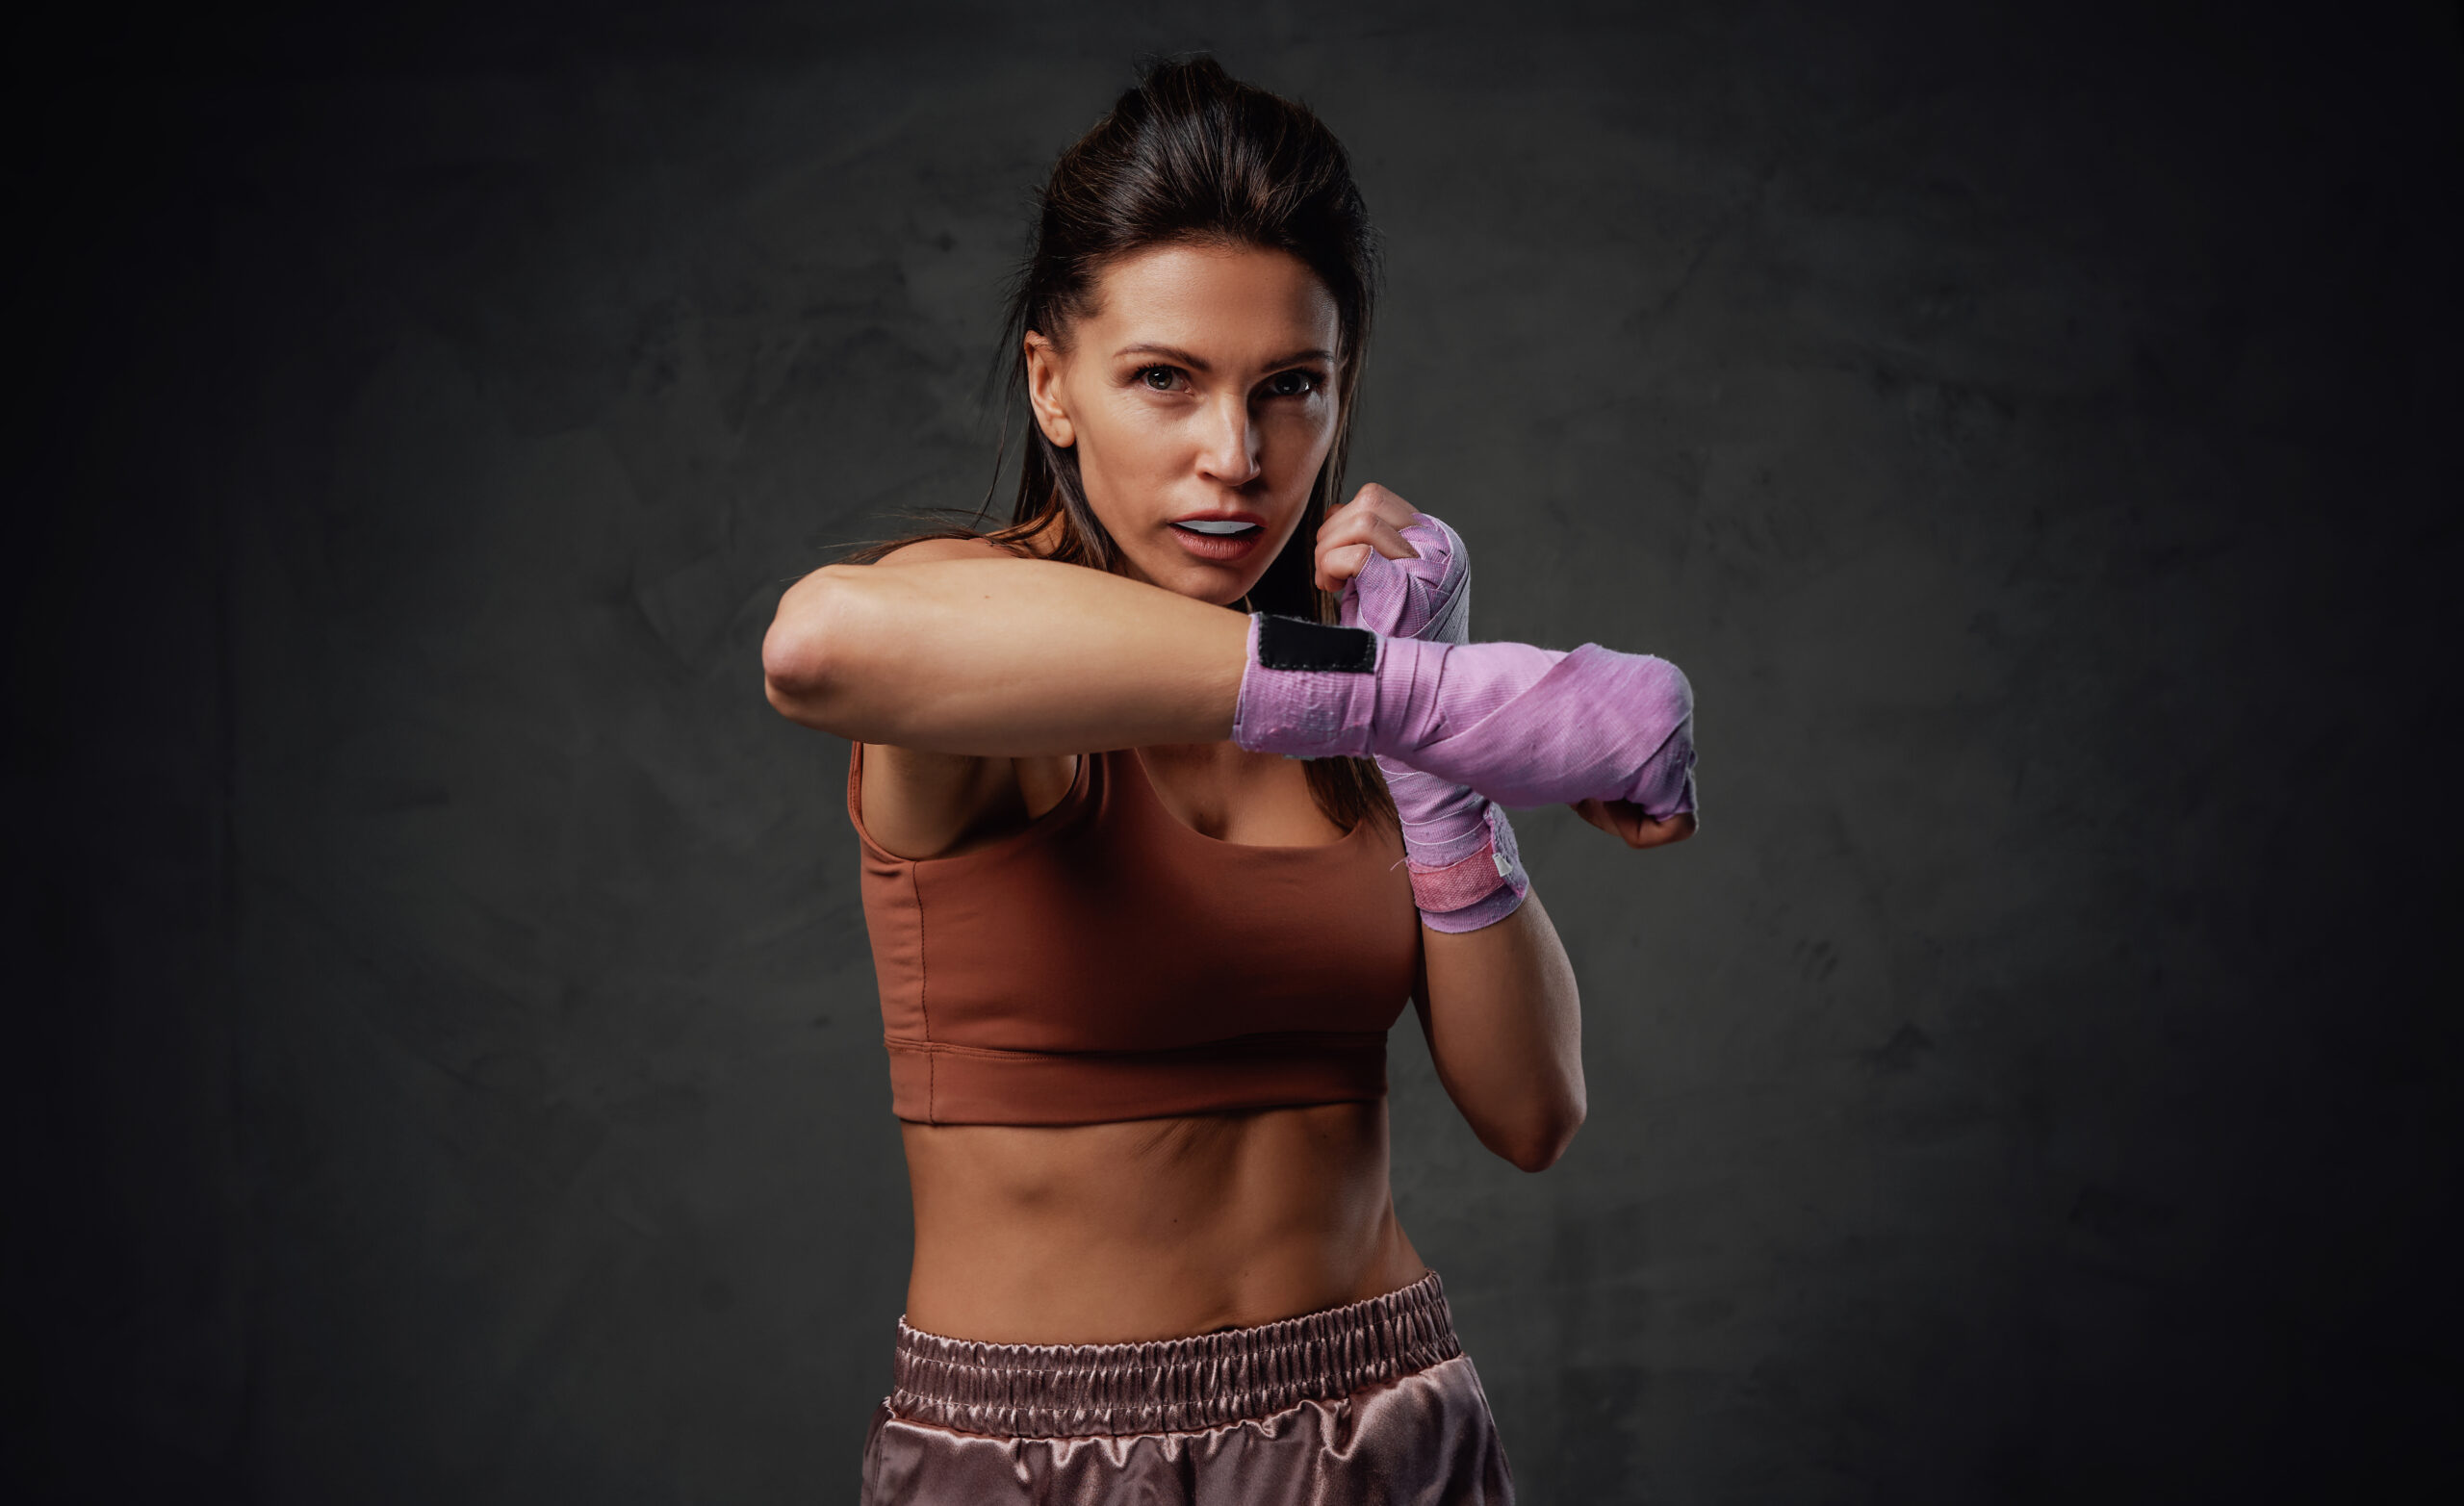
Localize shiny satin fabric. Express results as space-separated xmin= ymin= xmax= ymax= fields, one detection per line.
xmin=860 ymin=1272 xmax=1514 ymax=1504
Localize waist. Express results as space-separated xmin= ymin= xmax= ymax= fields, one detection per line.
xmin=900 ymin=1101 xmax=1425 ymax=1344
xmin=888 ymin=1268 xmax=1463 ymax=1438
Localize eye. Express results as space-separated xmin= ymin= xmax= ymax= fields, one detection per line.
xmin=1265 ymin=369 xmax=1322 ymax=398
xmin=1137 ymin=366 xmax=1188 ymax=393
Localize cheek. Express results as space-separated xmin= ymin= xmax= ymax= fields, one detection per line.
xmin=1070 ymin=396 xmax=1193 ymax=524
xmin=1080 ymin=394 xmax=1184 ymax=474
xmin=1265 ymin=403 xmax=1338 ymax=472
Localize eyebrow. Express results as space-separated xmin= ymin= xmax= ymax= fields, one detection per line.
xmin=1115 ymin=343 xmax=1335 ymax=371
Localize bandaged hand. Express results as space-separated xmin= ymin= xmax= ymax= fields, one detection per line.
xmin=1325 ymin=499 xmax=1525 ymax=932
xmin=1230 ymin=616 xmax=1698 ymax=816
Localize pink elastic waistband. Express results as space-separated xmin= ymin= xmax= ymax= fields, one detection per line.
xmin=886 ymin=1270 xmax=1464 ymax=1438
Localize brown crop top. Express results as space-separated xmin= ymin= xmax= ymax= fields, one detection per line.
xmin=847 ymin=740 xmax=1424 ymax=1126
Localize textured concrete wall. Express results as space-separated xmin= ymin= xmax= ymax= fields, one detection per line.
xmin=12 ymin=2 xmax=2460 ymax=1501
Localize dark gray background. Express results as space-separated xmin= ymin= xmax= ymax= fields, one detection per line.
xmin=10 ymin=2 xmax=2460 ymax=1501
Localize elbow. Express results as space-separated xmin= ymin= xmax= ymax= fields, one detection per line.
xmin=1489 ymin=1095 xmax=1586 ymax=1174
xmin=761 ymin=567 xmax=861 ymax=725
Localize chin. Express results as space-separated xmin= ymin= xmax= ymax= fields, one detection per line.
xmin=1129 ymin=547 xmax=1260 ymax=606
xmin=1181 ymin=569 xmax=1261 ymax=608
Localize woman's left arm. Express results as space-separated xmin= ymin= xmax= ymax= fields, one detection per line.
xmin=1415 ymin=893 xmax=1586 ymax=1172
xmin=1318 ymin=486 xmax=1694 ymax=1171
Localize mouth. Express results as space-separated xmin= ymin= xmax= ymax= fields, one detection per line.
xmin=1166 ymin=513 xmax=1269 ymax=564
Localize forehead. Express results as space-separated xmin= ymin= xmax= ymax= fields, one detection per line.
xmin=1081 ymin=242 xmax=1339 ymax=362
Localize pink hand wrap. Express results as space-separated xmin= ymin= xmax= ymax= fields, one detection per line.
xmin=1340 ymin=512 xmax=1527 ymax=932
xmin=1230 ymin=617 xmax=1698 ymax=815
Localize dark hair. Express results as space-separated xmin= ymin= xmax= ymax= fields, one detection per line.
xmin=848 ymin=55 xmax=1394 ymax=835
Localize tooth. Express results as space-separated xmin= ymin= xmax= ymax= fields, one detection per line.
xmin=1179 ymin=520 xmax=1256 ymax=535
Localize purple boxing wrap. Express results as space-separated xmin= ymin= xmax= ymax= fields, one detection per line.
xmin=1340 ymin=512 xmax=1527 ymax=932
xmin=1343 ymin=511 xmax=1475 ymax=645
xmin=1406 ymin=642 xmax=1698 ymax=814
xmin=1232 ymin=623 xmax=1699 ymax=816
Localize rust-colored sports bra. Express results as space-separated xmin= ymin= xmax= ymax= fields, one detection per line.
xmin=847 ymin=741 xmax=1424 ymax=1126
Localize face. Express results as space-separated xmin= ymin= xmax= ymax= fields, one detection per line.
xmin=1023 ymin=242 xmax=1342 ymax=603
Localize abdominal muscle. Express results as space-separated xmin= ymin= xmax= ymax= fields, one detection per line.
xmin=900 ymin=1099 xmax=1428 ymax=1344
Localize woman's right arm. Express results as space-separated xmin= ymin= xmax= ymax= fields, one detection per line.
xmin=761 ymin=544 xmax=1248 ymax=754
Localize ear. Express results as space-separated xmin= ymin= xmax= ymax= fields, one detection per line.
xmin=1022 ymin=331 xmax=1076 ymax=448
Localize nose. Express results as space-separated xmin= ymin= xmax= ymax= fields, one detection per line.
xmin=1194 ymin=392 xmax=1263 ymax=487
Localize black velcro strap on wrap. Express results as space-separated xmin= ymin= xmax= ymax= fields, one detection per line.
xmin=1254 ymin=615 xmax=1377 ymax=674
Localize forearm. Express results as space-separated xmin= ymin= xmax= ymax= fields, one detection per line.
xmin=1416 ymin=888 xmax=1585 ymax=1172
xmin=762 ymin=557 xmax=1248 ymax=754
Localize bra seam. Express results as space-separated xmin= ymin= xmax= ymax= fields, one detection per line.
xmin=911 ymin=862 xmax=932 ymax=1120
xmin=883 ymin=1031 xmax=1390 ymax=1063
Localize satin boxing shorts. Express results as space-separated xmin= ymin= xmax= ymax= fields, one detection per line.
xmin=860 ymin=1269 xmax=1514 ymax=1504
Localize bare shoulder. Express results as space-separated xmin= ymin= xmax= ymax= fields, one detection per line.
xmin=868 ymin=534 xmax=1022 ymax=567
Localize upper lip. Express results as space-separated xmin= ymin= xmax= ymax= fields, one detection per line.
xmin=1170 ymin=511 xmax=1267 ymax=527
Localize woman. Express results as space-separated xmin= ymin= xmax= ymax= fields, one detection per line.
xmin=762 ymin=57 xmax=1697 ymax=1504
